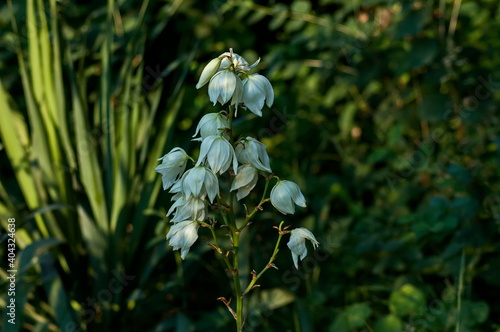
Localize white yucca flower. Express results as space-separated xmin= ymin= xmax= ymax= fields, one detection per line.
xmin=235 ymin=137 xmax=272 ymax=173
xmin=230 ymin=164 xmax=259 ymax=200
xmin=154 ymin=148 xmax=190 ymax=190
xmin=241 ymin=74 xmax=274 ymax=117
xmin=270 ymin=180 xmax=306 ymax=215
xmin=167 ymin=195 xmax=207 ymax=223
xmin=192 ymin=112 xmax=229 ymax=141
xmin=208 ymin=70 xmax=243 ymax=107
xmin=287 ymin=228 xmax=319 ymax=269
xmin=179 ymin=166 xmax=219 ymax=203
xmin=196 ymin=135 xmax=238 ymax=175
xmin=167 ymin=220 xmax=199 ymax=259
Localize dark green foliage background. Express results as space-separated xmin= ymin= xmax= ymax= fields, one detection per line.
xmin=1 ymin=0 xmax=499 ymax=331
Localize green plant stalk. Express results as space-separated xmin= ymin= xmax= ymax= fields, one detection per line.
xmin=242 ymin=221 xmax=285 ymax=296
xmin=224 ymin=104 xmax=244 ymax=331
xmin=207 ymin=224 xmax=234 ymax=271
xmin=222 ymin=104 xmax=280 ymax=331
xmin=242 ymin=178 xmax=272 ymax=228
xmin=232 ymin=230 xmax=244 ymax=332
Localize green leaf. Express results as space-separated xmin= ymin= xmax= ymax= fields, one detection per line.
xmin=291 ymin=0 xmax=311 ymax=14
xmin=393 ymin=8 xmax=431 ymax=38
xmin=461 ymin=300 xmax=489 ymax=325
xmin=373 ymin=314 xmax=403 ymax=332
xmin=389 ymin=284 xmax=426 ymax=317
xmin=409 ymin=38 xmax=439 ymax=68
xmin=269 ymin=4 xmax=288 ymax=30
xmin=418 ymin=93 xmax=452 ymax=123
xmin=339 ymin=102 xmax=357 ymax=139
xmin=249 ymin=288 xmax=295 ymax=311
xmin=330 ymin=303 xmax=372 ymax=331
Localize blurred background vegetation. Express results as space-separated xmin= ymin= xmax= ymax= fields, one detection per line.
xmin=0 ymin=0 xmax=499 ymax=331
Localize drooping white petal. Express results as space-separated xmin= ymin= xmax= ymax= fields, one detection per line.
xmin=168 ymin=195 xmax=207 ymax=222
xmin=287 ymin=228 xmax=319 ymax=269
xmin=180 ymin=166 xmax=219 ymax=202
xmin=203 ymin=167 xmax=219 ymax=203
xmin=231 ymin=77 xmax=244 ymax=113
xmin=270 ymin=181 xmax=295 ymax=214
xmin=283 ymin=180 xmax=306 ymax=208
xmin=253 ymin=74 xmax=274 ymax=107
xmin=230 ymin=164 xmax=259 ymax=200
xmin=167 ymin=220 xmax=199 ymax=259
xmin=241 ymin=74 xmax=274 ymax=116
xmin=197 ymin=135 xmax=237 ymax=175
xmin=208 ymin=70 xmax=240 ymax=106
xmin=192 ymin=112 xmax=229 ymax=140
xmin=235 ymin=137 xmax=272 ymax=173
xmin=270 ymin=180 xmax=306 ymax=215
xmin=242 ymin=79 xmax=265 ymax=116
xmin=181 ymin=167 xmax=204 ymax=198
xmin=154 ymin=148 xmax=190 ymax=190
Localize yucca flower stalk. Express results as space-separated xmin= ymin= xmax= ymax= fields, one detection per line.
xmin=155 ymin=49 xmax=319 ymax=331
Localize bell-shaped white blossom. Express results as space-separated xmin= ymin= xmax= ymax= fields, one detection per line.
xmin=241 ymin=74 xmax=274 ymax=116
xmin=167 ymin=195 xmax=207 ymax=222
xmin=196 ymin=135 xmax=238 ymax=175
xmin=180 ymin=166 xmax=219 ymax=203
xmin=287 ymin=228 xmax=319 ymax=269
xmin=192 ymin=112 xmax=229 ymax=141
xmin=208 ymin=70 xmax=243 ymax=107
xmin=154 ymin=148 xmax=190 ymax=190
xmin=167 ymin=220 xmax=199 ymax=259
xmin=230 ymin=164 xmax=259 ymax=200
xmin=235 ymin=137 xmax=271 ymax=173
xmin=270 ymin=180 xmax=306 ymax=215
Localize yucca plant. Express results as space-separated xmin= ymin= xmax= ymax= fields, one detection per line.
xmin=0 ymin=0 xmax=196 ymax=330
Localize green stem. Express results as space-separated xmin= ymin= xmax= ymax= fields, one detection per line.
xmin=242 ymin=221 xmax=286 ymax=296
xmin=232 ymin=230 xmax=244 ymax=331
xmin=207 ymin=224 xmax=233 ymax=271
xmin=241 ymin=176 xmax=273 ymax=228
xmin=227 ymin=104 xmax=244 ymax=331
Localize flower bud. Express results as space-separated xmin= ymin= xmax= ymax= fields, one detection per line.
xmin=192 ymin=112 xmax=229 ymax=141
xmin=235 ymin=137 xmax=271 ymax=173
xmin=230 ymin=164 xmax=259 ymax=200
xmin=167 ymin=220 xmax=199 ymax=259
xmin=287 ymin=228 xmax=319 ymax=269
xmin=196 ymin=135 xmax=238 ymax=175
xmin=154 ymin=148 xmax=190 ymax=190
xmin=241 ymin=74 xmax=274 ymax=116
xmin=270 ymin=180 xmax=306 ymax=215
xmin=196 ymin=57 xmax=222 ymax=89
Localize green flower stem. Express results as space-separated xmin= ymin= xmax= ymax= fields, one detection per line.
xmin=207 ymin=224 xmax=233 ymax=271
xmin=242 ymin=221 xmax=286 ymax=297
xmin=226 ymin=104 xmax=244 ymax=331
xmin=232 ymin=230 xmax=244 ymax=331
xmin=240 ymin=176 xmax=273 ymax=229
xmin=219 ymin=202 xmax=230 ymax=227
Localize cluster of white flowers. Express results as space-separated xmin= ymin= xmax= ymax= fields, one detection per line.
xmin=155 ymin=49 xmax=319 ymax=268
